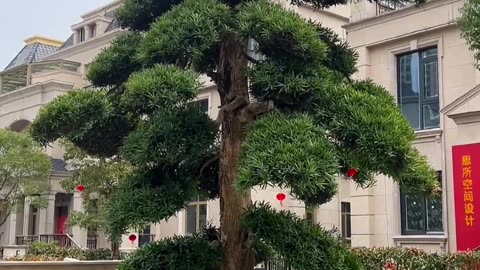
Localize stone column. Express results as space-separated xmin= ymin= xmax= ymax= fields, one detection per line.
xmin=85 ymin=26 xmax=92 ymax=40
xmin=71 ymin=193 xmax=87 ymax=248
xmin=23 ymin=198 xmax=31 ymax=236
xmin=350 ymin=181 xmax=375 ymax=247
xmin=73 ymin=29 xmax=79 ymax=44
xmin=38 ymin=193 xmax=56 ymax=235
xmin=7 ymin=214 xmax=17 ymax=245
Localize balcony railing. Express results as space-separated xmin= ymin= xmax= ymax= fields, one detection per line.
xmin=255 ymin=260 xmax=294 ymax=270
xmin=15 ymin=235 xmax=39 ymax=246
xmin=376 ymin=0 xmax=414 ymax=15
xmin=15 ymin=234 xmax=80 ymax=249
xmin=87 ymin=234 xmax=98 ymax=250
xmin=0 ymin=60 xmax=81 ymax=94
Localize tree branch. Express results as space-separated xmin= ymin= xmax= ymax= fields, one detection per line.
xmin=0 ymin=209 xmax=11 ymax=228
xmin=199 ymin=154 xmax=219 ymax=178
xmin=244 ymin=53 xmax=260 ymax=65
xmin=246 ymin=101 xmax=274 ymax=117
xmin=215 ymin=96 xmax=249 ymax=126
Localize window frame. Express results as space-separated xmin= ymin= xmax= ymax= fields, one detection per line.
xmin=305 ymin=208 xmax=316 ymax=225
xmin=185 ymin=196 xmax=208 ymax=234
xmin=400 ymin=171 xmax=443 ymax=235
xmin=79 ymin=28 xmax=85 ymax=42
xmin=397 ymin=46 xmax=439 ymax=131
xmin=341 ymin=202 xmax=352 ymax=243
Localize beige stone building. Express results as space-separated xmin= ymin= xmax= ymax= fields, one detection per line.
xmin=0 ymin=0 xmax=476 ymax=259
xmin=0 ymin=0 xmax=352 ymax=258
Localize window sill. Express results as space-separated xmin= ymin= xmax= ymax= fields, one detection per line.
xmin=414 ymin=128 xmax=442 ymax=143
xmin=393 ymin=235 xmax=447 ymax=249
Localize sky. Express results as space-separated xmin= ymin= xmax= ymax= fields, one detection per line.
xmin=0 ymin=0 xmax=113 ymax=70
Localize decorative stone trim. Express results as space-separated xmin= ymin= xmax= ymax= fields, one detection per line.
xmin=414 ymin=129 xmax=443 ymax=144
xmin=392 ymin=235 xmax=448 ymax=252
xmin=448 ymin=111 xmax=480 ymax=125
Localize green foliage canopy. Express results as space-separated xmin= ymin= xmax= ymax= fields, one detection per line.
xmin=0 ymin=129 xmax=51 ymax=226
xmin=29 ymin=0 xmax=439 ymax=269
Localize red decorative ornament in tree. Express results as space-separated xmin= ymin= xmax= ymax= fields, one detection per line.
xmin=276 ymin=193 xmax=286 ymax=207
xmin=76 ymin=185 xmax=85 ymax=192
xmin=385 ymin=262 xmax=396 ymax=270
xmin=128 ymin=234 xmax=137 ymax=243
xmin=346 ymin=168 xmax=358 ymax=178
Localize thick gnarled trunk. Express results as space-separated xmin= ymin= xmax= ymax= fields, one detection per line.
xmin=218 ymin=33 xmax=255 ymax=270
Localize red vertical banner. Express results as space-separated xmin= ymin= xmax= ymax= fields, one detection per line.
xmin=453 ymin=143 xmax=480 ymax=251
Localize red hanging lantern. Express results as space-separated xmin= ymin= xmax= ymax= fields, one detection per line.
xmin=128 ymin=234 xmax=137 ymax=243
xmin=276 ymin=193 xmax=286 ymax=206
xmin=346 ymin=168 xmax=358 ymax=178
xmin=76 ymin=185 xmax=85 ymax=192
xmin=385 ymin=262 xmax=396 ymax=270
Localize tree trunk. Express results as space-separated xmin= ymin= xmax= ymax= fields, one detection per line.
xmin=111 ymin=241 xmax=120 ymax=259
xmin=218 ymin=33 xmax=256 ymax=270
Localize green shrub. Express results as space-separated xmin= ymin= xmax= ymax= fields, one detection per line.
xmin=9 ymin=242 xmax=112 ymax=261
xmin=353 ymin=247 xmax=480 ymax=270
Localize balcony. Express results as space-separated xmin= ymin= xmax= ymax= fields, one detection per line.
xmin=376 ymin=0 xmax=414 ymax=15
xmin=15 ymin=234 xmax=81 ymax=249
xmin=0 ymin=60 xmax=82 ymax=94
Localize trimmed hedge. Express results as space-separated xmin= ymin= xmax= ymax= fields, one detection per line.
xmin=8 ymin=241 xmax=113 ymax=261
xmin=353 ymin=247 xmax=480 ymax=270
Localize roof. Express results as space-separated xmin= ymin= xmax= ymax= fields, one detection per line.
xmin=4 ymin=41 xmax=59 ymax=70
xmin=59 ymin=11 xmax=120 ymax=51
xmin=105 ymin=9 xmax=119 ymax=32
xmin=51 ymin=158 xmax=69 ymax=173
xmin=59 ymin=34 xmax=74 ymax=50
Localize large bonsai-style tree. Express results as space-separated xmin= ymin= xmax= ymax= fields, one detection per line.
xmin=30 ymin=0 xmax=437 ymax=269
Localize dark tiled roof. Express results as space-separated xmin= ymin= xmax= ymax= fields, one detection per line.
xmin=5 ymin=43 xmax=58 ymax=70
xmin=59 ymin=34 xmax=74 ymax=50
xmin=105 ymin=17 xmax=119 ymax=32
xmin=51 ymin=158 xmax=68 ymax=173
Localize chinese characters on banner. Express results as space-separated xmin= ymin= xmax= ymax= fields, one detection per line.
xmin=453 ymin=144 xmax=480 ymax=251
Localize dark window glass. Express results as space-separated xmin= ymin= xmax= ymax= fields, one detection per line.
xmin=193 ymin=99 xmax=209 ymax=113
xmin=398 ymin=47 xmax=439 ymax=130
xmin=186 ymin=196 xmax=208 ymax=234
xmin=401 ymin=171 xmax=443 ymax=235
xmin=341 ymin=202 xmax=351 ymax=239
xmin=186 ymin=205 xmax=197 ymax=234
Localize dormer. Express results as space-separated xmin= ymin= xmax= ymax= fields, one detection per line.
xmin=70 ymin=0 xmax=122 ymax=45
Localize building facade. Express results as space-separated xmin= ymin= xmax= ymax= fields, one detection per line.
xmin=341 ymin=0 xmax=480 ymax=252
xmin=0 ymin=0 xmax=352 ymax=258
xmin=1 ymin=0 xmax=478 ymax=259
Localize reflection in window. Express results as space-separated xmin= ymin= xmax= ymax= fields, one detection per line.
xmin=186 ymin=196 xmax=208 ymax=234
xmin=398 ymin=47 xmax=439 ymax=130
xmin=401 ymin=171 xmax=443 ymax=235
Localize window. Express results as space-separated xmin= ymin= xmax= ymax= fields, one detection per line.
xmin=305 ymin=208 xmax=316 ymax=225
xmin=79 ymin=28 xmax=85 ymax=42
xmin=193 ymin=98 xmax=209 ymax=113
xmin=138 ymin=226 xmax=153 ymax=247
xmin=186 ymin=196 xmax=207 ymax=234
xmin=341 ymin=202 xmax=351 ymax=244
xmin=401 ymin=171 xmax=443 ymax=235
xmin=398 ymin=47 xmax=439 ymax=130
